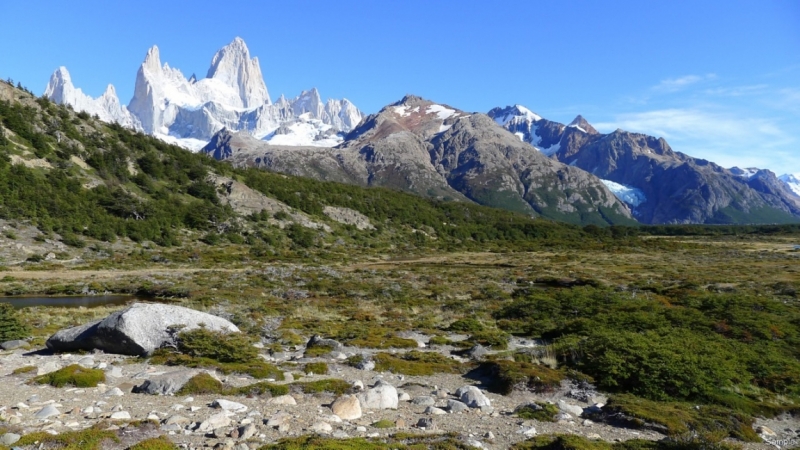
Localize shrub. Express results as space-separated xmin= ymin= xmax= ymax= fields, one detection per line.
xmin=448 ymin=317 xmax=484 ymax=333
xmin=373 ymin=351 xmax=466 ymax=376
xmin=12 ymin=365 xmax=37 ymax=375
xmin=480 ymin=360 xmax=564 ymax=395
xmin=0 ymin=302 xmax=29 ymax=341
xmin=33 ymin=364 xmax=105 ymax=388
xmin=515 ymin=402 xmax=560 ymax=421
xmin=293 ymin=379 xmax=351 ymax=395
xmin=176 ymin=372 xmax=223 ymax=395
xmin=174 ymin=328 xmax=258 ymax=363
xmin=303 ymin=362 xmax=329 ymax=375
xmin=129 ymin=436 xmax=179 ymax=450
xmin=16 ymin=427 xmax=118 ymax=450
xmin=371 ymin=419 xmax=395 ymax=429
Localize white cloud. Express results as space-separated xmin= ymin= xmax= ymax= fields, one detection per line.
xmin=654 ymin=74 xmax=716 ymax=92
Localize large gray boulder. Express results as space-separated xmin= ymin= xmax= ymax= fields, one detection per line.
xmin=46 ymin=303 xmax=240 ymax=356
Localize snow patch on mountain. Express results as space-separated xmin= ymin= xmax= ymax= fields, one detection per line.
xmin=264 ymin=115 xmax=343 ymax=147
xmin=601 ymin=179 xmax=647 ymax=207
xmin=426 ymin=104 xmax=456 ymax=120
xmin=779 ymin=173 xmax=800 ymax=197
xmin=538 ymin=142 xmax=560 ymax=156
xmin=491 ymin=105 xmax=542 ymax=125
xmin=730 ymin=167 xmax=760 ymax=179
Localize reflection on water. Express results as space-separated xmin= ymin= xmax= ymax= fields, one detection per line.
xmin=0 ymin=295 xmax=145 ymax=309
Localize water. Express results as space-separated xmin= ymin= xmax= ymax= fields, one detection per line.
xmin=0 ymin=295 xmax=145 ymax=309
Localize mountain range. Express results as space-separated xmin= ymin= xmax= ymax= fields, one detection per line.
xmin=44 ymin=38 xmax=363 ymax=150
xmin=42 ymin=38 xmax=800 ymax=225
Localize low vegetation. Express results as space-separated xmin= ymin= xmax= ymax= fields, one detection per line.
xmin=258 ymin=433 xmax=481 ymax=449
xmin=372 ymin=351 xmax=467 ymax=376
xmin=16 ymin=427 xmax=118 ymax=450
xmin=33 ymin=364 xmax=105 ymax=388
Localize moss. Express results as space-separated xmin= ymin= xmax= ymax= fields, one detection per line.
xmin=515 ymin=402 xmax=560 ymax=422
xmin=304 ymin=345 xmax=334 ymax=357
xmin=175 ymin=372 xmax=224 ymax=396
xmin=370 ymin=419 xmax=395 ymax=429
xmin=128 ymin=436 xmax=179 ymax=450
xmin=33 ymin=364 xmax=105 ymax=388
xmin=11 ymin=365 xmax=37 ymax=375
xmin=480 ymin=360 xmax=564 ymax=395
xmin=510 ymin=434 xmax=742 ymax=450
xmin=373 ymin=351 xmax=466 ymax=376
xmin=448 ymin=317 xmax=485 ymax=333
xmin=232 ymin=381 xmax=289 ymax=397
xmin=293 ymin=379 xmax=351 ymax=395
xmin=148 ymin=352 xmax=284 ymax=380
xmin=428 ymin=335 xmax=451 ymax=346
xmin=16 ymin=427 xmax=118 ymax=450
xmin=258 ymin=432 xmax=480 ymax=449
xmin=467 ymin=329 xmax=509 ymax=350
xmin=303 ymin=362 xmax=329 ymax=375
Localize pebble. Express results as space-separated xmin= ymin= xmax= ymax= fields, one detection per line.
xmin=110 ymin=411 xmax=131 ymax=420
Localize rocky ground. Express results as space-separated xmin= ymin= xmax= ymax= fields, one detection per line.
xmin=1 ymin=337 xmax=797 ymax=450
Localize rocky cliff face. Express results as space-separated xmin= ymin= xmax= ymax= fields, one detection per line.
xmin=202 ymin=96 xmax=634 ymax=225
xmin=491 ymin=106 xmax=800 ymax=224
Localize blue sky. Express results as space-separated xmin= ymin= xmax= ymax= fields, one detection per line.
xmin=1 ymin=0 xmax=798 ymax=175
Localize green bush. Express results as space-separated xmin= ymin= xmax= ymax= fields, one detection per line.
xmin=448 ymin=317 xmax=484 ymax=333
xmin=129 ymin=436 xmax=179 ymax=450
xmin=515 ymin=402 xmax=559 ymax=421
xmin=303 ymin=362 xmax=329 ymax=375
xmin=0 ymin=302 xmax=29 ymax=341
xmin=33 ymin=364 xmax=105 ymax=388
xmin=176 ymin=372 xmax=223 ymax=395
xmin=174 ymin=327 xmax=257 ymax=363
xmin=480 ymin=360 xmax=564 ymax=395
xmin=373 ymin=351 xmax=466 ymax=376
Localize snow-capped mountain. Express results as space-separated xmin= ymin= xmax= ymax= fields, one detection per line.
xmin=43 ymin=67 xmax=140 ymax=130
xmin=779 ymin=174 xmax=800 ymax=197
xmin=45 ymin=38 xmax=363 ymax=150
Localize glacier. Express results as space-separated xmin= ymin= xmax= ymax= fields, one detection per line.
xmin=600 ymin=179 xmax=647 ymax=208
xmin=44 ymin=37 xmax=363 ymax=150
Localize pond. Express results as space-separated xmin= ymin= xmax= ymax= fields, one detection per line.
xmin=0 ymin=295 xmax=148 ymax=309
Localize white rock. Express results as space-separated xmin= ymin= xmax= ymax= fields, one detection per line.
xmin=266 ymin=395 xmax=296 ymax=406
xmin=359 ymin=381 xmax=398 ymax=410
xmin=104 ymin=387 xmax=124 ymax=397
xmin=34 ymin=404 xmax=60 ymax=419
xmin=198 ymin=411 xmax=232 ymax=432
xmin=110 ymin=411 xmax=131 ymax=420
xmin=331 ymin=395 xmax=362 ymax=420
xmin=424 ymin=406 xmax=447 ymax=415
xmin=212 ymin=399 xmax=247 ymax=413
xmin=457 ymin=386 xmax=491 ymax=408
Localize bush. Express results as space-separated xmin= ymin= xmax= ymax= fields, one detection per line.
xmin=174 ymin=327 xmax=258 ymax=363
xmin=448 ymin=317 xmax=485 ymax=333
xmin=176 ymin=372 xmax=223 ymax=395
xmin=129 ymin=436 xmax=179 ymax=450
xmin=303 ymin=362 xmax=329 ymax=375
xmin=373 ymin=351 xmax=466 ymax=376
xmin=480 ymin=360 xmax=564 ymax=395
xmin=515 ymin=402 xmax=560 ymax=421
xmin=33 ymin=364 xmax=105 ymax=387
xmin=0 ymin=302 xmax=29 ymax=341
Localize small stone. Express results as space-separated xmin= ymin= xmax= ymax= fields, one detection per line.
xmin=110 ymin=411 xmax=131 ymax=420
xmin=165 ymin=415 xmax=191 ymax=426
xmin=457 ymin=385 xmax=491 ymax=408
xmin=310 ymin=421 xmax=332 ymax=433
xmin=521 ymin=426 xmax=537 ymax=437
xmin=212 ymin=399 xmax=248 ymax=413
xmin=424 ymin=406 xmax=447 ymax=415
xmin=356 ymin=426 xmax=367 ymax=432
xmin=411 ymin=396 xmax=435 ymax=406
xmin=282 ymin=372 xmax=294 ymax=382
xmin=0 ymin=433 xmax=21 ymax=445
xmin=351 ymin=380 xmax=364 ymax=390
xmin=0 ymin=340 xmax=30 ymax=350
xmin=587 ymin=433 xmax=602 ymax=440
xmin=147 ymin=414 xmax=160 ymax=421
xmin=267 ymin=395 xmax=296 ymax=406
xmin=583 ymin=419 xmax=594 ymax=427
xmin=331 ymin=395 xmax=362 ymax=420
xmin=485 ymin=431 xmax=495 ymax=440
xmin=14 ymin=402 xmax=29 ymax=409
xmin=199 ymin=411 xmax=232 ymax=432
xmin=104 ymin=387 xmax=124 ymax=397
xmin=395 ymin=418 xmax=407 ymax=429
xmin=77 ymin=356 xmax=95 ymax=368
xmin=757 ymin=426 xmax=777 ymax=437
xmin=398 ymin=392 xmax=411 ymax=402
xmin=433 ymin=389 xmax=449 ymax=399
xmin=35 ymin=404 xmax=60 ymax=419
xmin=238 ymin=423 xmax=257 ymax=440
xmin=447 ymin=399 xmax=469 ymax=413
xmin=416 ymin=418 xmax=435 ymax=430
